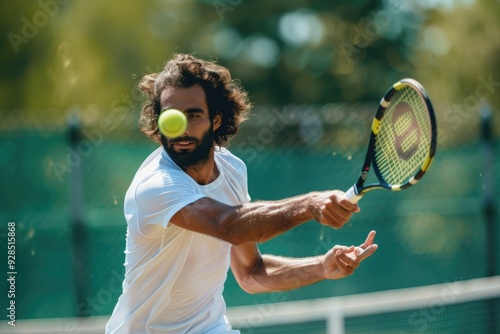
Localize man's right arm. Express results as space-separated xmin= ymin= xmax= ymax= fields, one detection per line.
xmin=170 ymin=190 xmax=360 ymax=245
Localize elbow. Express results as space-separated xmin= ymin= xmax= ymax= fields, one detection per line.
xmin=236 ymin=275 xmax=263 ymax=295
xmin=240 ymin=285 xmax=260 ymax=295
xmin=233 ymin=258 xmax=267 ymax=295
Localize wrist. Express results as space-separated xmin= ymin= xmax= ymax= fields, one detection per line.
xmin=306 ymin=191 xmax=322 ymax=222
xmin=318 ymin=254 xmax=328 ymax=280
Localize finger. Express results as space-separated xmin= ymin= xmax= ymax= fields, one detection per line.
xmin=322 ymin=208 xmax=352 ymax=228
xmin=336 ymin=195 xmax=361 ymax=213
xmin=320 ymin=212 xmax=348 ymax=229
xmin=332 ymin=245 xmax=355 ymax=253
xmin=323 ymin=197 xmax=353 ymax=218
xmin=357 ymin=244 xmax=378 ymax=262
xmin=336 ymin=250 xmax=360 ymax=269
xmin=365 ymin=230 xmax=376 ymax=244
xmin=334 ymin=251 xmax=354 ymax=276
xmin=360 ymin=230 xmax=377 ymax=249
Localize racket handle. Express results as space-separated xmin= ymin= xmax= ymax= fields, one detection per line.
xmin=345 ymin=185 xmax=363 ymax=204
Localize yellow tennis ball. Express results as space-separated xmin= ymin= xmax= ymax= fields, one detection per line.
xmin=158 ymin=109 xmax=187 ymax=138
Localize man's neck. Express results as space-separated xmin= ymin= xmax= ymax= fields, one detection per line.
xmin=182 ymin=150 xmax=220 ymax=185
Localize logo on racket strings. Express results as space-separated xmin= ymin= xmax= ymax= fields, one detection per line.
xmin=391 ymin=103 xmax=421 ymax=160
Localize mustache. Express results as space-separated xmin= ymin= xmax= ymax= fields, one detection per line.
xmin=168 ymin=136 xmax=200 ymax=143
xmin=168 ymin=136 xmax=200 ymax=144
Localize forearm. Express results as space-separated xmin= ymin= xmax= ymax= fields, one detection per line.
xmin=232 ymin=232 xmax=379 ymax=295
xmin=243 ymin=254 xmax=326 ymax=294
xmin=218 ymin=193 xmax=316 ymax=244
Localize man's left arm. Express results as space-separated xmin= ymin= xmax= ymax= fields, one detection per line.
xmin=230 ymin=231 xmax=378 ymax=294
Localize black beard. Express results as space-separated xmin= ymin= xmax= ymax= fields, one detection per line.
xmin=163 ymin=128 xmax=215 ymax=169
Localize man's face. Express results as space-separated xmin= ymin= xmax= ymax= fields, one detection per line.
xmin=159 ymin=84 xmax=221 ymax=168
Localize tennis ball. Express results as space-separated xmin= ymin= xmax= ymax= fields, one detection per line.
xmin=158 ymin=109 xmax=187 ymax=138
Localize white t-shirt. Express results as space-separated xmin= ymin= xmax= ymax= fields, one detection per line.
xmin=106 ymin=146 xmax=250 ymax=334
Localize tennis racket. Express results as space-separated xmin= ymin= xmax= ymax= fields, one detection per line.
xmin=345 ymin=78 xmax=437 ymax=203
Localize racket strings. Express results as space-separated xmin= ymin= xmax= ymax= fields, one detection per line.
xmin=374 ymin=87 xmax=432 ymax=185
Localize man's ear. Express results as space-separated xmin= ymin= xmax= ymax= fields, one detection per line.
xmin=213 ymin=113 xmax=222 ymax=131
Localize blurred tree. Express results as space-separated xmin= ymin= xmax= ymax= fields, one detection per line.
xmin=411 ymin=1 xmax=500 ymax=147
xmin=1 ymin=0 xmax=498 ymax=147
xmin=0 ymin=1 xmax=415 ymax=118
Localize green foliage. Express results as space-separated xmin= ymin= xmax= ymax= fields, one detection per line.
xmin=412 ymin=1 xmax=500 ymax=146
xmin=2 ymin=1 xmax=498 ymax=146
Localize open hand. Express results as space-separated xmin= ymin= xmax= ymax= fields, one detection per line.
xmin=323 ymin=230 xmax=378 ymax=279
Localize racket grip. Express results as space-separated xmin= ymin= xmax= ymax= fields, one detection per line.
xmin=345 ymin=185 xmax=362 ymax=204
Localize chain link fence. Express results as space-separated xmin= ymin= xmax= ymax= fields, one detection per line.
xmin=0 ymin=103 xmax=498 ymax=320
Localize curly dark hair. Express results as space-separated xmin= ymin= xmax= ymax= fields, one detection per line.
xmin=138 ymin=53 xmax=252 ymax=146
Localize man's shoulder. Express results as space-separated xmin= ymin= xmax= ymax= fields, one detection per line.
xmin=215 ymin=147 xmax=246 ymax=169
xmin=130 ymin=147 xmax=192 ymax=194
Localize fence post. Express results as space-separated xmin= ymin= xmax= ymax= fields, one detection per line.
xmin=327 ymin=301 xmax=345 ymax=334
xmin=67 ymin=109 xmax=88 ymax=317
xmin=480 ymin=101 xmax=497 ymax=334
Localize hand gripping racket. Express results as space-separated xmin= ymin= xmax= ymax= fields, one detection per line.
xmin=345 ymin=78 xmax=437 ymax=203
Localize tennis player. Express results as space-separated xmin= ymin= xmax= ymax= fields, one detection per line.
xmin=106 ymin=53 xmax=378 ymax=333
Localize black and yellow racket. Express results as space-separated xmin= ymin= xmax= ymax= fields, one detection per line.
xmin=345 ymin=78 xmax=437 ymax=203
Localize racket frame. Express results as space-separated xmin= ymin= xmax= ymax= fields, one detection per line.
xmin=346 ymin=78 xmax=437 ymax=203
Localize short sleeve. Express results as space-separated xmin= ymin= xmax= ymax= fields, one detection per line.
xmin=134 ymin=170 xmax=205 ymax=235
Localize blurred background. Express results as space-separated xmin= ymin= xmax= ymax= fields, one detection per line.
xmin=0 ymin=0 xmax=499 ymax=333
